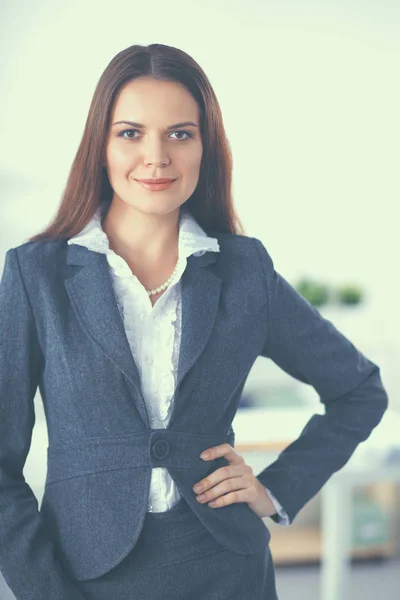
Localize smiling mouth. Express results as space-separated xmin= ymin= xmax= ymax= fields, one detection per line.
xmin=135 ymin=179 xmax=177 ymax=184
xmin=134 ymin=179 xmax=177 ymax=191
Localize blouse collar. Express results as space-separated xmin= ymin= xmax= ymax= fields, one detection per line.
xmin=67 ymin=205 xmax=221 ymax=260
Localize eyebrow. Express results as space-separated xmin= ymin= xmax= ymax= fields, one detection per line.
xmin=112 ymin=120 xmax=199 ymax=129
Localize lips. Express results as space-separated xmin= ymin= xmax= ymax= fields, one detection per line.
xmin=136 ymin=178 xmax=176 ymax=184
xmin=135 ymin=179 xmax=176 ymax=191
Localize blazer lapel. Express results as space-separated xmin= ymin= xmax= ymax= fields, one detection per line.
xmin=62 ymin=243 xmax=222 ymax=428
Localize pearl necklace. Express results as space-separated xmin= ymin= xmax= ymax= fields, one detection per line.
xmin=145 ymin=258 xmax=180 ymax=296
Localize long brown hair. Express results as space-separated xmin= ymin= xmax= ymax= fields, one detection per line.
xmin=27 ymin=43 xmax=246 ymax=243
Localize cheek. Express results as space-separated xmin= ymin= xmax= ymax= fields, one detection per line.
xmin=107 ymin=144 xmax=134 ymax=169
xmin=177 ymin=141 xmax=202 ymax=170
xmin=187 ymin=161 xmax=202 ymax=183
xmin=181 ymin=152 xmax=202 ymax=176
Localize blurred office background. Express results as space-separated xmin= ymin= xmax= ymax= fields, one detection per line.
xmin=0 ymin=1 xmax=399 ymax=598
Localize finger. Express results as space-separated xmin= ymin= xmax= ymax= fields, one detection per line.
xmin=207 ymin=487 xmax=253 ymax=508
xmin=200 ymin=443 xmax=243 ymax=464
xmin=193 ymin=464 xmax=243 ymax=494
xmin=196 ymin=475 xmax=245 ymax=504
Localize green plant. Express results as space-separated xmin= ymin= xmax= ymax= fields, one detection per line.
xmin=295 ymin=278 xmax=365 ymax=307
xmin=335 ymin=284 xmax=363 ymax=306
xmin=295 ymin=278 xmax=330 ymax=307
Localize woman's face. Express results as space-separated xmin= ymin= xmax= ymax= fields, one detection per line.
xmin=104 ymin=77 xmax=203 ymax=217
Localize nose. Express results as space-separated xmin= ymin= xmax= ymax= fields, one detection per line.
xmin=142 ymin=137 xmax=170 ymax=167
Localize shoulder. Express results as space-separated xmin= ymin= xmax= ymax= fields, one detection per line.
xmin=206 ymin=231 xmax=261 ymax=254
xmin=5 ymin=239 xmax=69 ymax=278
xmin=208 ymin=231 xmax=273 ymax=269
xmin=11 ymin=238 xmax=67 ymax=257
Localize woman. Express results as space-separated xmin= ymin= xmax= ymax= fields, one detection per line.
xmin=0 ymin=43 xmax=388 ymax=600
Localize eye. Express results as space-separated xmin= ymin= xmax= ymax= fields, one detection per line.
xmin=117 ymin=129 xmax=193 ymax=141
xmin=118 ymin=129 xmax=138 ymax=140
xmin=170 ymin=130 xmax=193 ymax=140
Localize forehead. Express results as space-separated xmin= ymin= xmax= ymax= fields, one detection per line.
xmin=111 ymin=78 xmax=199 ymax=119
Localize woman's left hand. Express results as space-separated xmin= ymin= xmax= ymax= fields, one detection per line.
xmin=193 ymin=443 xmax=277 ymax=519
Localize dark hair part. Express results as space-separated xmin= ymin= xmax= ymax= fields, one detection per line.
xmin=27 ymin=43 xmax=246 ymax=243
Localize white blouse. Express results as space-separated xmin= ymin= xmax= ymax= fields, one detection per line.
xmin=67 ymin=205 xmax=289 ymax=525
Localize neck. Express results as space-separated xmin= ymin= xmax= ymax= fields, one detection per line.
xmin=102 ymin=197 xmax=180 ymax=269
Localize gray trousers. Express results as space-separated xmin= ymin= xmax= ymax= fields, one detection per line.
xmin=76 ymin=497 xmax=279 ymax=600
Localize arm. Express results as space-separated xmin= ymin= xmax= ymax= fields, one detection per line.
xmin=0 ymin=248 xmax=87 ymax=600
xmin=253 ymin=238 xmax=388 ymax=525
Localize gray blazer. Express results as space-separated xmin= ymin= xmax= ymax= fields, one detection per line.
xmin=0 ymin=233 xmax=388 ymax=599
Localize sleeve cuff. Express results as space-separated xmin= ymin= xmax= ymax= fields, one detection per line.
xmin=265 ymin=486 xmax=290 ymax=526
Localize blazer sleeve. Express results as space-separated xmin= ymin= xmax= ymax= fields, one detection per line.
xmin=252 ymin=238 xmax=389 ymax=525
xmin=0 ymin=248 xmax=87 ymax=600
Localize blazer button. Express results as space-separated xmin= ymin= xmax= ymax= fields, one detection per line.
xmin=151 ymin=439 xmax=170 ymax=460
